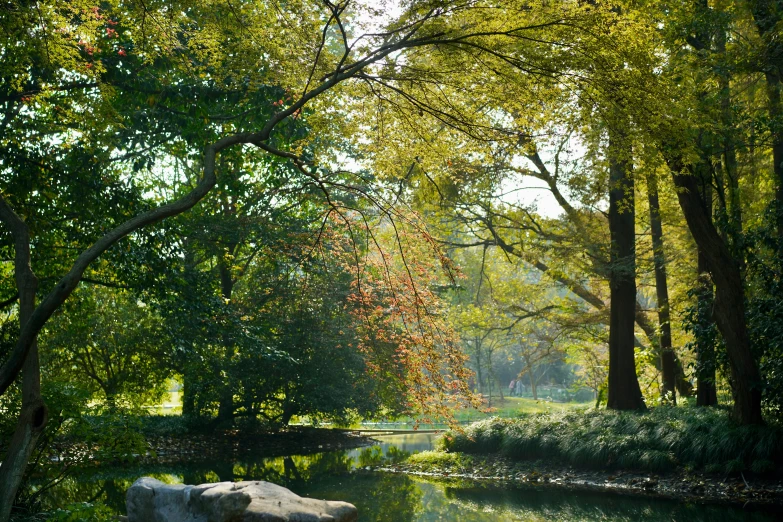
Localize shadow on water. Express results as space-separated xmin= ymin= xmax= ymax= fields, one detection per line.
xmin=36 ymin=433 xmax=781 ymax=521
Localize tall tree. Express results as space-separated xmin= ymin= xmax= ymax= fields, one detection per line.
xmin=3 ymin=2 xmax=578 ymax=512
xmin=646 ymin=171 xmax=678 ymax=403
xmin=606 ymin=123 xmax=646 ymax=411
xmin=665 ymin=152 xmax=762 ymax=423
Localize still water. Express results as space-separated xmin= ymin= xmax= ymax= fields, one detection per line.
xmin=42 ymin=433 xmax=779 ymax=521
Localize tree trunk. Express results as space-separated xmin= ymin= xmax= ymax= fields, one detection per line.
xmin=647 ymin=173 xmax=677 ymax=404
xmin=217 ymin=388 xmax=234 ymax=425
xmin=216 ymin=258 xmax=235 ymax=425
xmin=105 ymin=387 xmax=118 ymax=412
xmin=529 ymin=370 xmax=538 ymax=400
xmin=0 ymin=206 xmax=48 ymax=522
xmin=695 ymin=252 xmax=718 ymax=407
xmin=182 ymin=371 xmax=196 ymax=418
xmin=716 ymin=30 xmax=743 ymax=243
xmin=474 ymin=337 xmax=483 ymax=395
xmin=634 ymin=305 xmax=692 ymax=397
xmin=281 ymin=402 xmax=297 ymax=427
xmin=284 ymin=456 xmax=304 ymax=483
xmin=606 ymin=129 xmax=646 ymax=411
xmin=695 ymin=163 xmax=718 ymax=407
xmin=668 ymin=157 xmax=763 ymax=424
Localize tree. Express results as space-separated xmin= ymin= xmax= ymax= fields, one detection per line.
xmin=605 ymin=119 xmax=646 ymax=411
xmin=646 ymin=171 xmax=679 ymax=404
xmin=652 ymin=0 xmax=769 ymax=423
xmin=42 ymin=286 xmax=170 ymax=408
xmin=4 ymin=2 xmax=586 ymax=512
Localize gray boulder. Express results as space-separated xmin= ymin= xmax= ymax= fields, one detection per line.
xmin=126 ymin=477 xmax=358 ymax=522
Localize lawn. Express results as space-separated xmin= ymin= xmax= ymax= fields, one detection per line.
xmin=451 ymin=397 xmax=590 ymax=422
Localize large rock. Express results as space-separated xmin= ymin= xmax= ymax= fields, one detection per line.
xmin=126 ymin=477 xmax=358 ymax=522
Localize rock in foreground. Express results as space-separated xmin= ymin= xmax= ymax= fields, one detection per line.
xmin=126 ymin=477 xmax=358 ymax=522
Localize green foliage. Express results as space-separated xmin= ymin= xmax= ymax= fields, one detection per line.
xmin=3 ymin=380 xmax=148 ymax=515
xmin=45 ymin=502 xmax=115 ymax=522
xmin=745 ymin=216 xmax=783 ymax=415
xmin=41 ymin=286 xmax=171 ymax=408
xmin=407 ymin=450 xmax=474 ymax=472
xmin=440 ymin=408 xmax=783 ymax=474
xmin=135 ymin=415 xmax=191 ymax=438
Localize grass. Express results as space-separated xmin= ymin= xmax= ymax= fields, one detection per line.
xmin=438 ymin=407 xmax=783 ymax=475
xmin=406 ymin=450 xmax=476 ymax=473
xmin=145 ymin=390 xmax=182 ymax=415
xmin=453 ymin=397 xmax=588 ymax=421
xmin=374 ymin=398 xmax=589 ymax=427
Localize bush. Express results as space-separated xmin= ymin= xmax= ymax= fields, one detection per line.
xmin=136 ymin=414 xmax=191 ymax=437
xmin=46 ymin=502 xmax=116 ymax=522
xmin=407 ymin=450 xmax=474 ymax=472
xmin=438 ymin=407 xmax=783 ymax=474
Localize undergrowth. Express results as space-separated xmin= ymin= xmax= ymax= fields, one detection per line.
xmin=438 ymin=407 xmax=783 ymax=475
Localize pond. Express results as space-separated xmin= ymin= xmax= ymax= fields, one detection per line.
xmin=38 ymin=433 xmax=780 ymax=521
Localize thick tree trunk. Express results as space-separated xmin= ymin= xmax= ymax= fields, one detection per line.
xmin=281 ymin=402 xmax=297 ymax=427
xmin=695 ymin=167 xmax=718 ymax=407
xmin=182 ymin=371 xmax=197 ymax=417
xmin=606 ymin=131 xmax=646 ymax=411
xmin=647 ymin=173 xmax=677 ymax=403
xmin=668 ymin=158 xmax=763 ymax=424
xmin=0 ymin=205 xmax=48 ymax=522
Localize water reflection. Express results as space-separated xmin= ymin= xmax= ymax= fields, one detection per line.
xmin=35 ymin=433 xmax=780 ymax=521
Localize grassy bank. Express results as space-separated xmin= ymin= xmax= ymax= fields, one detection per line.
xmin=374 ymin=398 xmax=590 ymax=427
xmin=438 ymin=407 xmax=783 ymax=474
xmin=453 ymin=397 xmax=589 ymax=421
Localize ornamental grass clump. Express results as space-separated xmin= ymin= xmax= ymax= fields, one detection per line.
xmin=438 ymin=407 xmax=782 ymax=474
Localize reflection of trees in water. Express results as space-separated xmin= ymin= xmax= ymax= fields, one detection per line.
xmin=33 ymin=450 xmax=358 ymax=514
xmin=439 ymin=483 xmax=780 ymax=522
xmin=240 ymin=451 xmax=355 ymax=487
xmin=356 ymin=445 xmax=411 ymax=467
xmin=31 ymin=451 xmax=779 ymax=522
xmin=37 ymin=476 xmax=137 ymax=514
xmin=298 ymin=473 xmax=422 ymax=522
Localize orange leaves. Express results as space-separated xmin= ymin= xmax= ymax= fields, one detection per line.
xmin=317 ymin=209 xmax=479 ymax=426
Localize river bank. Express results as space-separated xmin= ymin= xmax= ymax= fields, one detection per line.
xmin=19 ymin=430 xmax=783 ymax=521
xmin=379 ymin=451 xmax=783 ymax=508
xmin=143 ymin=426 xmax=374 ymax=464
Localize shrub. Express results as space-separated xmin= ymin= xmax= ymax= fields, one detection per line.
xmin=137 ymin=414 xmax=191 ymax=437
xmin=46 ymin=502 xmax=116 ymax=522
xmin=438 ymin=407 xmax=783 ymax=474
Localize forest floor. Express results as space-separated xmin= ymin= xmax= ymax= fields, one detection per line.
xmin=379 ymin=452 xmax=783 ymax=508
